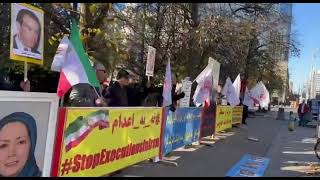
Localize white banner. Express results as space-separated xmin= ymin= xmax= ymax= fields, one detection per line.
xmin=209 ymin=57 xmax=220 ymax=91
xmin=233 ymin=74 xmax=241 ymax=100
xmin=179 ymin=79 xmax=192 ymax=107
xmin=146 ymin=46 xmax=156 ymax=77
xmin=243 ymin=87 xmax=254 ymax=107
xmin=250 ymin=82 xmax=270 ymax=108
xmin=222 ymin=77 xmax=240 ymax=106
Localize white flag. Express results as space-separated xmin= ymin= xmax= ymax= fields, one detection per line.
xmin=233 ymin=74 xmax=241 ymax=100
xmin=51 ymin=36 xmax=69 ymax=72
xmin=250 ymin=82 xmax=270 ymax=108
xmin=243 ymin=87 xmax=254 ymax=107
xmin=162 ymin=59 xmax=172 ymax=107
xmin=193 ymin=66 xmax=213 ymax=106
xmin=259 ymin=82 xmax=270 ymax=108
xmin=222 ymin=77 xmax=240 ymax=106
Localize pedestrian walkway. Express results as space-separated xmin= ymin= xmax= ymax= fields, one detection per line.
xmin=265 ymin=115 xmax=319 ymax=177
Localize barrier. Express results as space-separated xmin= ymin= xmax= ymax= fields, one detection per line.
xmin=200 ymin=104 xmax=216 ymax=138
xmin=51 ymin=107 xmax=163 ymax=177
xmin=49 ymin=105 xmax=239 ymax=176
xmin=215 ymin=106 xmax=233 ymax=133
xmin=232 ymin=106 xmax=243 ymax=125
xmin=162 ymin=107 xmax=202 ymax=156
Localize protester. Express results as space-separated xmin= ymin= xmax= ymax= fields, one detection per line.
xmin=240 ymin=98 xmax=248 ymax=125
xmin=104 ymin=69 xmax=130 ymax=107
xmin=143 ymin=81 xmax=162 ymax=107
xmin=67 ymin=62 xmax=107 ymax=107
xmin=0 ymin=71 xmax=31 ymax=92
xmin=20 ymin=80 xmax=31 ymax=92
xmin=127 ymin=74 xmax=142 ymax=106
xmin=155 ymin=74 xmax=185 ymax=109
xmin=93 ymin=62 xmax=109 ymax=96
xmin=298 ymin=99 xmax=310 ymax=126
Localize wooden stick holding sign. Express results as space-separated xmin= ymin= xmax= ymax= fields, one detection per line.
xmin=24 ymin=61 xmax=28 ymax=81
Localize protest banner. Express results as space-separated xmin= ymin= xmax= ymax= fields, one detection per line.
xmin=10 ymin=3 xmax=44 ymax=65
xmin=179 ymin=79 xmax=192 ymax=107
xmin=51 ymin=107 xmax=163 ymax=177
xmin=200 ymin=103 xmax=216 ymax=138
xmin=232 ymin=106 xmax=243 ymax=125
xmin=226 ymin=154 xmax=270 ymax=177
xmin=215 ymin=106 xmax=233 ymax=133
xmin=0 ymin=91 xmax=59 ymax=177
xmin=209 ymin=57 xmax=220 ymax=92
xmin=146 ymin=46 xmax=156 ymax=77
xmin=162 ymin=107 xmax=202 ymax=156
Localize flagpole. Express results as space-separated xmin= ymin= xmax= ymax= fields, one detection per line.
xmin=60 ymin=96 xmax=64 ymax=107
xmin=92 ymin=85 xmax=101 ymax=98
xmin=24 ymin=62 xmax=28 ymax=82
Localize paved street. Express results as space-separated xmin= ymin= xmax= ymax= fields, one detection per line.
xmin=115 ymin=110 xmax=319 ymax=177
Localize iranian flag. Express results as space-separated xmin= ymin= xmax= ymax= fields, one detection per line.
xmin=64 ymin=110 xmax=109 ymax=152
xmin=51 ymin=19 xmax=99 ymax=97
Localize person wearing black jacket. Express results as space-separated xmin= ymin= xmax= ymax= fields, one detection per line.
xmin=103 ymin=69 xmax=130 ymax=107
xmin=127 ymin=76 xmax=143 ymax=107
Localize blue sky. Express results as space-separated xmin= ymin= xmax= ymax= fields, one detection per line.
xmin=289 ymin=3 xmax=320 ymax=93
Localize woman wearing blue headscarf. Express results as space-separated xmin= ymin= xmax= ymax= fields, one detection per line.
xmin=0 ymin=112 xmax=41 ymax=177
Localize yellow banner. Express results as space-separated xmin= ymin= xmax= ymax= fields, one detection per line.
xmin=215 ymin=106 xmax=233 ymax=133
xmin=232 ymin=106 xmax=243 ymax=125
xmin=56 ymin=108 xmax=162 ymax=177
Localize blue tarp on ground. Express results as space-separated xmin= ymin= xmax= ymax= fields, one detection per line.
xmin=226 ymin=154 xmax=270 ymax=177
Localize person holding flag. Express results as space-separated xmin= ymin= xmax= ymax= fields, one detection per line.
xmin=51 ymin=19 xmax=106 ymax=107
xmin=193 ymin=61 xmax=214 ymax=107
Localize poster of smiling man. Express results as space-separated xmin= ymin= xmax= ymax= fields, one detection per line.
xmin=10 ymin=3 xmax=44 ymax=65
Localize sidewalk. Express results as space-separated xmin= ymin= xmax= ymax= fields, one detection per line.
xmin=265 ymin=114 xmax=319 ymax=177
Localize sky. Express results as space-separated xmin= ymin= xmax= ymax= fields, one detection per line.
xmin=289 ymin=3 xmax=320 ymax=93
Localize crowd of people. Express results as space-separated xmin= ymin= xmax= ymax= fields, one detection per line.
xmin=61 ymin=62 xmax=186 ymax=110
xmin=0 ymin=61 xmax=252 ymax=125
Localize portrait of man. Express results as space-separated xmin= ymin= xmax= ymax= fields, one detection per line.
xmin=13 ymin=9 xmax=41 ymax=54
xmin=10 ymin=3 xmax=44 ymax=64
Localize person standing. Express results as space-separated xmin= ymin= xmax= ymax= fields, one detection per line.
xmin=240 ymin=98 xmax=248 ymax=125
xmin=67 ymin=62 xmax=107 ymax=107
xmin=104 ymin=69 xmax=130 ymax=107
xmin=298 ymin=99 xmax=310 ymax=126
xmin=127 ymin=75 xmax=142 ymax=106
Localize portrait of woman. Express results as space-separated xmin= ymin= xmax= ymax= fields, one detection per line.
xmin=0 ymin=112 xmax=41 ymax=177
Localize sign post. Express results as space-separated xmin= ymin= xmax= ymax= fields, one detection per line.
xmin=24 ymin=61 xmax=28 ymax=81
xmin=179 ymin=78 xmax=192 ymax=107
xmin=146 ymin=46 xmax=156 ymax=80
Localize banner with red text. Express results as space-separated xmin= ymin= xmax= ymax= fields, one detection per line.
xmin=232 ymin=106 xmax=243 ymax=125
xmin=51 ymin=107 xmax=163 ymax=177
xmin=215 ymin=106 xmax=233 ymax=133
